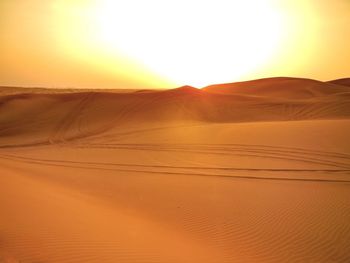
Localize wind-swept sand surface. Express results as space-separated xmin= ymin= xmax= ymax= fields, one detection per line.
xmin=1 ymin=77 xmax=350 ymax=262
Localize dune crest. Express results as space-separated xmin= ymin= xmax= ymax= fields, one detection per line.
xmin=327 ymin=78 xmax=350 ymax=87
xmin=203 ymin=77 xmax=350 ymax=98
xmin=0 ymin=77 xmax=350 ymax=147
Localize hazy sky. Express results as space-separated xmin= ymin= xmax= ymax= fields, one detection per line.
xmin=1 ymin=0 xmax=349 ymax=89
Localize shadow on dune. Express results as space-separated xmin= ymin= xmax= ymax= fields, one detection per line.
xmin=0 ymin=77 xmax=349 ymax=147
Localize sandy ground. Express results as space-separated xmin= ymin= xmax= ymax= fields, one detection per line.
xmin=0 ymin=78 xmax=350 ymax=262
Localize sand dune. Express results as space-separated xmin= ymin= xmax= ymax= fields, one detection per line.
xmin=1 ymin=78 xmax=350 ymax=147
xmin=327 ymin=78 xmax=350 ymax=87
xmin=0 ymin=86 xmax=140 ymax=95
xmin=203 ymin=77 xmax=350 ymax=98
xmin=1 ymin=77 xmax=350 ymax=262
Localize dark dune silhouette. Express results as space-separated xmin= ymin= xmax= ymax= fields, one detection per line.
xmin=327 ymin=78 xmax=350 ymax=87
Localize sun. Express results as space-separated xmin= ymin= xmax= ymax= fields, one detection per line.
xmin=54 ymin=0 xmax=288 ymax=87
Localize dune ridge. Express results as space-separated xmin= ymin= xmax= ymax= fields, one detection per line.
xmin=203 ymin=77 xmax=350 ymax=98
xmin=327 ymin=78 xmax=350 ymax=87
xmin=0 ymin=77 xmax=350 ymax=147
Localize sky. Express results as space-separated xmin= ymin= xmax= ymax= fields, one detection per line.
xmin=0 ymin=0 xmax=349 ymax=89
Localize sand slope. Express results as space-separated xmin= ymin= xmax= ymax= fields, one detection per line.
xmin=327 ymin=78 xmax=350 ymax=87
xmin=0 ymin=77 xmax=350 ymax=262
xmin=1 ymin=77 xmax=350 ymax=147
xmin=203 ymin=77 xmax=350 ymax=98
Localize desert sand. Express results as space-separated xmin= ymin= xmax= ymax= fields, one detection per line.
xmin=0 ymin=77 xmax=350 ymax=262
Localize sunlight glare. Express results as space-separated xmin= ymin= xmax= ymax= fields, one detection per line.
xmin=55 ymin=0 xmax=288 ymax=87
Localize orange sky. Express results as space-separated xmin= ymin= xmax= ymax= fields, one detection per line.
xmin=0 ymin=0 xmax=349 ymax=89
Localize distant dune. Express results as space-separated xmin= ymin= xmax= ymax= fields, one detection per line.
xmin=0 ymin=86 xmax=140 ymax=95
xmin=0 ymin=77 xmax=350 ymax=147
xmin=0 ymin=77 xmax=350 ymax=263
xmin=327 ymin=77 xmax=350 ymax=87
xmin=203 ymin=77 xmax=350 ymax=98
